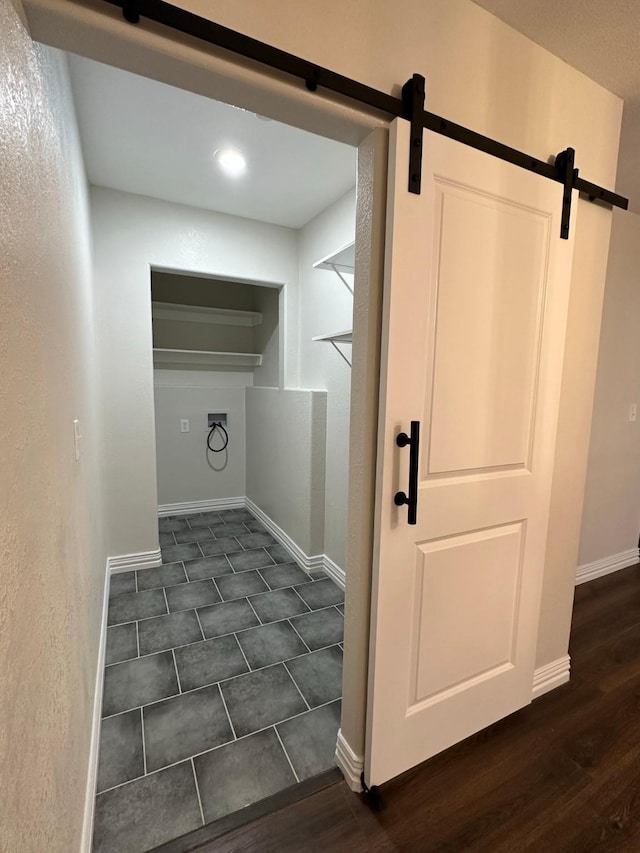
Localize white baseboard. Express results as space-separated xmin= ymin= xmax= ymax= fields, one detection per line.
xmin=245 ymin=498 xmax=346 ymax=585
xmin=245 ymin=498 xmax=323 ymax=574
xmin=107 ymin=549 xmax=162 ymax=574
xmin=158 ymin=497 xmax=245 ymax=517
xmin=80 ymin=560 xmax=110 ymax=852
xmin=576 ymin=548 xmax=639 ymax=586
xmin=335 ymin=730 xmax=364 ymax=791
xmin=532 ymin=654 xmax=571 ymax=700
xmin=322 ymin=554 xmax=346 ymax=591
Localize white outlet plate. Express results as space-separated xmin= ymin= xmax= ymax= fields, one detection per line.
xmin=180 ymin=419 xmax=190 ymax=433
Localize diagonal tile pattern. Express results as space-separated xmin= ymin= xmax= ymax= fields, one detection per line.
xmin=94 ymin=509 xmax=344 ymax=852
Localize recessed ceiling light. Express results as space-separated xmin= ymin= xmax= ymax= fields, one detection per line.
xmin=214 ymin=148 xmax=247 ymax=178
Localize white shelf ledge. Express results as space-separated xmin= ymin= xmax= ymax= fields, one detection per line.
xmin=313 ymin=242 xmax=355 ymax=274
xmin=153 ymin=348 xmax=263 ymax=369
xmin=152 ymin=302 xmax=262 ymax=327
xmin=312 ymin=330 xmax=353 ymax=343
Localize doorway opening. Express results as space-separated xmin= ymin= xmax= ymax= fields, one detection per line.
xmin=69 ymin=52 xmax=359 ymax=851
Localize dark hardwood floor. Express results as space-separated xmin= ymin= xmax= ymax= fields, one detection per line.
xmin=195 ymin=563 xmax=640 ymax=852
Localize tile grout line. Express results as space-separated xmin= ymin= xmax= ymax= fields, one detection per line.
xmin=282 ymin=659 xmax=311 ymax=711
xmin=108 ymin=554 xmax=296 ymax=605
xmin=140 ymin=707 xmax=147 ymax=775
xmin=209 ymin=576 xmax=224 ymax=614
xmin=217 ymin=682 xmax=238 ymax=741
xmin=104 ymin=610 xmax=342 ymax=669
xmin=97 ymin=694 xmax=342 ymax=795
xmin=135 ymin=621 xmax=140 ymax=659
xmin=291 ymin=585 xmax=313 ymax=615
xmin=231 ymin=625 xmax=252 ymax=673
xmin=172 ymin=648 xmax=183 ymax=693
xmin=193 ymin=608 xmax=206 ymax=642
xmin=288 ymin=617 xmax=312 ymax=654
xmin=273 ymin=725 xmax=300 ymax=784
xmin=161 ymin=586 xmax=170 ymax=617
xmin=254 ymin=567 xmax=271 ymax=594
xmin=191 ymin=757 xmax=206 ymax=826
xmin=101 ymin=642 xmax=344 ymax=720
xmin=244 ymin=595 xmax=264 ymax=627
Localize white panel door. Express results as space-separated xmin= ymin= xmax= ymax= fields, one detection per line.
xmin=366 ymin=119 xmax=576 ymax=786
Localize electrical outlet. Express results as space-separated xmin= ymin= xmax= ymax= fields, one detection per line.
xmin=180 ymin=419 xmax=190 ymax=433
xmin=630 ymin=404 xmax=637 ymax=423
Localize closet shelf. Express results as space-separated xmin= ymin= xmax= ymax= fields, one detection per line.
xmin=153 ymin=348 xmax=263 ymax=369
xmin=313 ymin=242 xmax=355 ymax=274
xmin=152 ymin=301 xmax=262 ymax=327
xmin=312 ymin=330 xmax=353 ymax=344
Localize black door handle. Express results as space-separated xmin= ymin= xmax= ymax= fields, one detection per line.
xmin=394 ymin=421 xmax=420 ymax=525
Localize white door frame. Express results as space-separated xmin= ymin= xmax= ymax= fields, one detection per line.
xmin=24 ymin=0 xmax=388 ymax=792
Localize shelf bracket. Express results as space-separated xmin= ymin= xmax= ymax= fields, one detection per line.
xmin=330 ymin=341 xmax=352 ymax=367
xmin=329 ymin=263 xmax=354 ymax=295
xmin=402 ymin=74 xmax=426 ymax=195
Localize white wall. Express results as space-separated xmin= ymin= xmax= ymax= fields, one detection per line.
xmin=298 ymin=190 xmax=356 ymax=570
xmin=90 ymin=187 xmax=298 ymax=557
xmin=154 ymin=383 xmax=246 ymax=506
xmin=579 ymin=208 xmax=640 ymax=566
xmin=0 ymin=9 xmax=105 ymax=851
xmin=246 ymin=387 xmax=327 ymax=556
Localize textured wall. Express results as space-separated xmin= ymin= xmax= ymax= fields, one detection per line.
xmin=0 ymin=6 xmax=105 ymax=851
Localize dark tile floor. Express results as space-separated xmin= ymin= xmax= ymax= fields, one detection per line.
xmin=93 ymin=509 xmax=344 ymax=853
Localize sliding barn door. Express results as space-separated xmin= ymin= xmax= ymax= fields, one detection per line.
xmin=366 ymin=119 xmax=576 ymax=786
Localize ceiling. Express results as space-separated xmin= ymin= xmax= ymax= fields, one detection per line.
xmin=471 ymin=0 xmax=640 ymax=211
xmin=66 ymin=54 xmax=356 ymax=229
